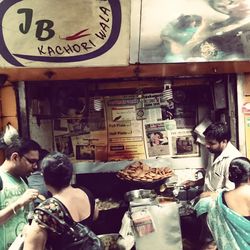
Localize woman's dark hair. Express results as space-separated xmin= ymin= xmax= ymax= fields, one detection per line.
xmin=175 ymin=14 xmax=202 ymax=29
xmin=229 ymin=157 xmax=250 ymax=186
xmin=5 ymin=137 xmax=41 ymax=160
xmin=203 ymin=122 xmax=231 ymax=142
xmin=41 ymin=152 xmax=73 ymax=190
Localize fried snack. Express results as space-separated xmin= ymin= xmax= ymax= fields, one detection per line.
xmin=117 ymin=161 xmax=173 ymax=182
xmin=37 ymin=194 xmax=46 ymax=201
xmin=96 ymin=199 xmax=121 ymax=211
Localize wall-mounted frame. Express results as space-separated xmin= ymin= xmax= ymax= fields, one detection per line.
xmin=131 ymin=0 xmax=250 ymax=64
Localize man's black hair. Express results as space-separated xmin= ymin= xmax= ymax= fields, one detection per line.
xmin=203 ymin=122 xmax=231 ymax=142
xmin=5 ymin=137 xmax=41 ymax=160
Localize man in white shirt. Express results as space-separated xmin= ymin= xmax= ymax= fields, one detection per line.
xmin=203 ymin=140 xmax=241 ymax=193
xmin=183 ymin=122 xmax=241 ymax=248
xmin=183 ymin=122 xmax=241 ymax=196
xmin=202 ymin=122 xmax=241 ymax=199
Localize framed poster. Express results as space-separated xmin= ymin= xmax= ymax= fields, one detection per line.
xmin=169 ymin=129 xmax=199 ymax=157
xmin=76 ymin=144 xmax=95 ymax=160
xmin=54 ymin=135 xmax=74 ymax=158
xmin=131 ymin=0 xmax=250 ymax=63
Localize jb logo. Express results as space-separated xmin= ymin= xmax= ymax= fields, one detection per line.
xmin=0 ymin=0 xmax=122 ymax=66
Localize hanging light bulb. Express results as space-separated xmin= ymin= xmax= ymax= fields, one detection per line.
xmin=161 ymin=80 xmax=174 ymax=109
xmin=162 ymin=80 xmax=173 ymax=100
xmin=93 ymin=97 xmax=103 ymax=111
xmin=93 ymin=83 xmax=103 ymax=112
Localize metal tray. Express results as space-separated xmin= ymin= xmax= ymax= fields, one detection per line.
xmin=117 ymin=175 xmax=169 ymax=190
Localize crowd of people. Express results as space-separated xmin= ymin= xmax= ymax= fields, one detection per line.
xmin=0 ymin=121 xmax=249 ymax=250
xmin=0 ymin=137 xmax=99 ymax=250
xmin=183 ymin=122 xmax=249 ymax=249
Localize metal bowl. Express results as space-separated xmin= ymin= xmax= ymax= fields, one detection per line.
xmin=124 ymin=189 xmax=157 ymax=202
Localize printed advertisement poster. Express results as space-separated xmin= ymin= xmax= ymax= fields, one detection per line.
xmin=134 ymin=0 xmax=250 ymax=63
xmin=108 ymin=137 xmax=146 ymax=161
xmin=143 ymin=93 xmax=162 ymax=108
xmin=108 ymin=120 xmax=143 ymax=138
xmin=105 ymin=95 xmax=138 ymax=121
xmin=75 ymin=145 xmax=95 ymax=160
xmin=169 ymin=129 xmax=199 ymax=157
xmin=111 ymin=106 xmax=136 ymax=121
xmin=107 ymin=119 xmax=145 ymax=160
xmin=144 ymin=122 xmax=170 ymax=158
xmin=174 ymin=104 xmax=197 ymax=128
xmin=142 ymin=93 xmax=162 ymax=122
xmin=106 ymin=96 xmax=144 ymax=160
xmin=55 ymin=135 xmax=74 ymax=158
xmin=88 ymin=102 xmax=106 ymax=131
xmin=144 ymin=108 xmax=162 ymax=123
xmin=71 ymin=131 xmax=108 ymax=161
xmin=53 ymin=118 xmax=90 ymax=136
xmin=53 ymin=119 xmax=70 ymax=136
xmin=137 ymin=93 xmax=175 ymax=122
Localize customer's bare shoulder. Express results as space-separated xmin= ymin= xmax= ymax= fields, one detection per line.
xmin=225 ymin=187 xmax=250 ymax=216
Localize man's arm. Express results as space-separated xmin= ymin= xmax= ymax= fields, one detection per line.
xmin=0 ymin=200 xmax=23 ymax=225
xmin=0 ymin=189 xmax=39 ymax=225
xmin=182 ymin=177 xmax=204 ymax=189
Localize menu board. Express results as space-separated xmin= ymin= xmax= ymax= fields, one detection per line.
xmin=108 ymin=137 xmax=146 ymax=161
xmin=106 ymin=96 xmax=146 ymax=161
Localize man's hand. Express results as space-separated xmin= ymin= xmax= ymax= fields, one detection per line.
xmin=181 ymin=180 xmax=197 ymax=189
xmin=17 ymin=189 xmax=39 ymax=207
xmin=182 ymin=177 xmax=205 ymax=189
xmin=0 ymin=189 xmax=39 ymax=225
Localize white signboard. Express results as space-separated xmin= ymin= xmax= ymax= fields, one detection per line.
xmin=0 ymin=0 xmax=130 ymax=67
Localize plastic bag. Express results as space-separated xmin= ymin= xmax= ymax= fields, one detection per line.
xmin=8 ymin=234 xmax=24 ymax=250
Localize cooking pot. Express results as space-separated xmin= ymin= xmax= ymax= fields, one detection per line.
xmin=124 ymin=189 xmax=157 ymax=203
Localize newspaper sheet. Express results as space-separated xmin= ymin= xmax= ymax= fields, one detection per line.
xmin=169 ymin=129 xmax=199 ymax=157
xmin=144 ymin=122 xmax=170 ymax=158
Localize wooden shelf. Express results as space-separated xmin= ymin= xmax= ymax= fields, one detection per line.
xmin=1 ymin=62 xmax=250 ymax=82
